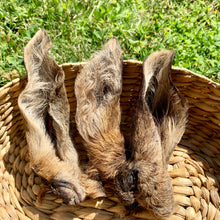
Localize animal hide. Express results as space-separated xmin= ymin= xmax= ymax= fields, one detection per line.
xmin=18 ymin=29 xmax=103 ymax=205
xmin=75 ymin=38 xmax=135 ymax=205
xmin=129 ymin=50 xmax=188 ymax=217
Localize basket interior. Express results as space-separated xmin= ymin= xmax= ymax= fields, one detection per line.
xmin=0 ymin=61 xmax=219 ymax=220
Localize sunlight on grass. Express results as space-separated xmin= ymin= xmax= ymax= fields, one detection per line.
xmin=0 ymin=0 xmax=219 ymax=86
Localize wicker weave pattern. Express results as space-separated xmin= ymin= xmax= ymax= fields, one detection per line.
xmin=0 ymin=61 xmax=219 ymax=220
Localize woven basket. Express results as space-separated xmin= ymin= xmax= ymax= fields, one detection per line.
xmin=0 ymin=61 xmax=219 ymax=220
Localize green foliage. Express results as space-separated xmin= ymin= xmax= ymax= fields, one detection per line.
xmin=0 ymin=0 xmax=219 ymax=86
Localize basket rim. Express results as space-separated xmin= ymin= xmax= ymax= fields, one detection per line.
xmin=61 ymin=60 xmax=220 ymax=88
xmin=0 ymin=60 xmax=219 ymax=93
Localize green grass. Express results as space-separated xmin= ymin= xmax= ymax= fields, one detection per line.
xmin=0 ymin=0 xmax=219 ymax=86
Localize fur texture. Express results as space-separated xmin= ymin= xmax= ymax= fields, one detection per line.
xmin=18 ymin=29 xmax=87 ymax=205
xmin=75 ymin=38 xmax=135 ymax=205
xmin=129 ymin=50 xmax=188 ymax=217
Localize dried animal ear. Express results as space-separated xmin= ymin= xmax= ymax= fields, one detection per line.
xmin=128 ymin=50 xmax=177 ymax=217
xmin=129 ymin=50 xmax=187 ymax=217
xmin=75 ymin=38 xmax=135 ymax=205
xmin=143 ymin=50 xmax=187 ymax=163
xmin=18 ymin=29 xmax=85 ymax=205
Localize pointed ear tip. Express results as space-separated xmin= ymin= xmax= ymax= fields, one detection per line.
xmin=159 ymin=49 xmax=175 ymax=56
xmin=27 ymin=29 xmax=49 ymax=44
xmin=39 ymin=29 xmax=50 ymax=39
xmin=169 ymin=49 xmax=175 ymax=57
xmin=104 ymin=37 xmax=121 ymax=49
xmin=168 ymin=50 xmax=175 ymax=63
xmin=156 ymin=49 xmax=176 ymax=62
xmin=142 ymin=49 xmax=176 ymax=72
xmin=33 ymin=28 xmax=45 ymax=37
xmin=107 ymin=36 xmax=119 ymax=42
xmin=24 ymin=29 xmax=52 ymax=58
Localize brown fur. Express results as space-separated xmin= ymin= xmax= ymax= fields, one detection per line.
xmin=75 ymin=38 xmax=135 ymax=205
xmin=129 ymin=50 xmax=188 ymax=217
xmin=18 ymin=29 xmax=104 ymax=205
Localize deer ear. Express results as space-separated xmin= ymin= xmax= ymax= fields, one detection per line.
xmin=142 ymin=50 xmax=187 ymax=164
xmin=23 ymin=28 xmax=67 ymax=154
xmin=19 ymin=29 xmax=87 ymax=205
xmin=142 ymin=50 xmax=175 ymax=123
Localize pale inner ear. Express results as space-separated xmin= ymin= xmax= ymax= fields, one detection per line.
xmin=142 ymin=52 xmax=175 ymax=123
xmin=143 ymin=66 xmax=155 ymax=96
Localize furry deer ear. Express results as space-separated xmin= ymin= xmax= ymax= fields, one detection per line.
xmin=142 ymin=49 xmax=187 ymax=164
xmin=75 ymin=38 xmax=135 ymax=205
xmin=19 ymin=29 xmax=86 ymax=205
xmin=142 ymin=50 xmax=175 ymax=123
xmin=128 ymin=50 xmax=175 ymax=217
xmin=129 ymin=50 xmax=187 ymax=217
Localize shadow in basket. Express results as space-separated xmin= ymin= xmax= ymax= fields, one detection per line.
xmin=0 ymin=62 xmax=220 ymax=220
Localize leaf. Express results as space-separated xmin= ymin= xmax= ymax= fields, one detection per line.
xmin=6 ymin=56 xmax=17 ymax=65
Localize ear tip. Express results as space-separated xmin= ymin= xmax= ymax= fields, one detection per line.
xmin=104 ymin=37 xmax=121 ymax=50
xmin=24 ymin=29 xmax=52 ymax=53
xmin=36 ymin=28 xmax=51 ymax=41
xmin=143 ymin=49 xmax=175 ymax=65
xmin=33 ymin=28 xmax=50 ymax=41
xmin=168 ymin=49 xmax=175 ymax=58
xmin=142 ymin=49 xmax=176 ymax=78
xmin=106 ymin=36 xmax=119 ymax=43
xmin=167 ymin=49 xmax=176 ymax=63
xmin=23 ymin=29 xmax=53 ymax=75
xmin=156 ymin=49 xmax=175 ymax=57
